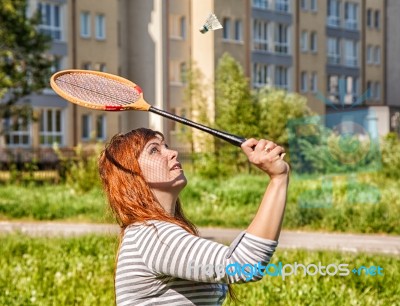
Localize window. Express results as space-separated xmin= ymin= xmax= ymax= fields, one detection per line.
xmin=50 ymin=56 xmax=62 ymax=74
xmin=366 ymin=45 xmax=373 ymax=64
xmin=344 ymin=39 xmax=358 ymax=67
xmin=253 ymin=0 xmax=269 ymax=9
xmin=82 ymin=62 xmax=92 ymax=70
xmin=170 ymin=15 xmax=185 ymax=39
xmin=223 ymin=18 xmax=231 ymax=39
xmin=374 ymin=82 xmax=381 ymax=100
xmin=275 ymin=66 xmax=289 ymax=90
xmin=276 ymin=0 xmax=289 ymax=12
xmin=80 ymin=12 xmax=90 ymax=38
xmin=366 ymin=81 xmax=373 ymax=99
xmin=301 ymin=71 xmax=308 ymax=92
xmin=180 ymin=62 xmax=187 ymax=83
xmin=82 ymin=114 xmax=91 ymax=140
xmin=234 ymin=20 xmax=243 ymax=41
xmin=366 ymin=9 xmax=372 ymax=27
xmin=253 ymin=20 xmax=268 ymax=51
xmin=344 ymin=76 xmax=358 ymax=104
xmin=96 ymin=115 xmax=106 ymax=140
xmin=374 ymin=46 xmax=381 ymax=64
xmin=327 ymin=0 xmax=340 ymax=27
xmin=374 ymin=11 xmax=380 ymax=29
xmin=98 ymin=63 xmax=107 ymax=72
xmin=275 ymin=24 xmax=289 ymax=54
xmin=344 ymin=2 xmax=358 ymax=30
xmin=328 ymin=75 xmax=340 ymax=103
xmin=38 ymin=2 xmax=62 ymax=41
xmin=327 ymin=37 xmax=340 ymax=65
xmin=170 ymin=61 xmax=185 ymax=85
xmin=39 ymin=109 xmax=63 ymax=146
xmin=310 ymin=32 xmax=317 ymax=52
xmin=95 ymin=14 xmax=106 ymax=40
xmin=301 ymin=31 xmax=308 ymax=52
xmin=4 ymin=117 xmax=31 ymax=147
xmin=310 ymin=0 xmax=317 ymax=11
xmin=301 ymin=0 xmax=307 ymax=10
xmin=310 ymin=72 xmax=318 ymax=92
xmin=253 ymin=63 xmax=270 ymax=87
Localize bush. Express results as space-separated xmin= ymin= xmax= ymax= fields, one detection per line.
xmin=380 ymin=133 xmax=400 ymax=179
xmin=54 ymin=143 xmax=102 ymax=193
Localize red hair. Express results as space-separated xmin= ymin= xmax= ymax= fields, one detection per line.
xmin=98 ymin=128 xmax=197 ymax=235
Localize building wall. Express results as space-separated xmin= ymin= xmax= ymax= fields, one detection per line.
xmin=365 ymin=0 xmax=386 ymax=106
xmin=118 ymin=0 xmax=168 ymax=139
xmin=297 ymin=0 xmax=327 ymax=115
xmin=386 ymin=0 xmax=400 ymax=108
xmin=69 ymin=0 xmax=120 ymax=147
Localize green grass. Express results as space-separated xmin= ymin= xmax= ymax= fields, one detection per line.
xmin=181 ymin=172 xmax=400 ymax=235
xmin=0 ymin=185 xmax=112 ymax=223
xmin=0 ymin=172 xmax=399 ymax=234
xmin=0 ymin=234 xmax=117 ymax=306
xmin=0 ymin=234 xmax=398 ymax=306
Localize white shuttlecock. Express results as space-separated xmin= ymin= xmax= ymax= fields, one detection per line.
xmin=199 ymin=13 xmax=223 ymax=34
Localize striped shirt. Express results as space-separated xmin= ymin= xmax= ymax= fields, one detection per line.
xmin=115 ymin=221 xmax=278 ymax=306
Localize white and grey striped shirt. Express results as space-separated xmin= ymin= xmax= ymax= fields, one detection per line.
xmin=115 ymin=221 xmax=278 ymax=306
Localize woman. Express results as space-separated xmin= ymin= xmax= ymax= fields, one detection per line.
xmin=98 ymin=128 xmax=289 ymax=306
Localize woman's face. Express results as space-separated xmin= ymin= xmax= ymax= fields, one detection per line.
xmin=138 ymin=136 xmax=187 ymax=190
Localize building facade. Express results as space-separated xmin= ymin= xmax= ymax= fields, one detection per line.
xmin=1 ymin=0 xmax=397 ymax=157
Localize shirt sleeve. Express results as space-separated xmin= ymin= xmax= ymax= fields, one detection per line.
xmin=126 ymin=221 xmax=278 ymax=284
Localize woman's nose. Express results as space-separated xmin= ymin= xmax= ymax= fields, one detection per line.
xmin=168 ymin=148 xmax=178 ymax=159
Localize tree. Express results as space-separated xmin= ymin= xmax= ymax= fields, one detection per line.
xmin=214 ymin=53 xmax=258 ymax=175
xmin=0 ymin=0 xmax=53 ymax=135
xmin=182 ymin=60 xmax=213 ymax=152
xmin=257 ymin=88 xmax=315 ymax=147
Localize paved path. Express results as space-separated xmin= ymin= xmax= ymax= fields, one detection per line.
xmin=0 ymin=221 xmax=399 ymax=256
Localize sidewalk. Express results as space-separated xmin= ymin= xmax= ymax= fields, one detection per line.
xmin=0 ymin=221 xmax=399 ymax=255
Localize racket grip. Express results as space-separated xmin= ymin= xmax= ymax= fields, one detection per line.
xmin=149 ymin=106 xmax=246 ymax=147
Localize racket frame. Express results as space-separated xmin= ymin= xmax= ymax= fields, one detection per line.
xmin=50 ymin=69 xmax=246 ymax=147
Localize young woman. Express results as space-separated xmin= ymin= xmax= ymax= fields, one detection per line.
xmin=98 ymin=128 xmax=289 ymax=306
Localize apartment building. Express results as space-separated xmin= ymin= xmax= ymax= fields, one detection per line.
xmin=1 ymin=0 xmax=397 ymax=155
xmin=386 ymin=0 xmax=400 ymax=134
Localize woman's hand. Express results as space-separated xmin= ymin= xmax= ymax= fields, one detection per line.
xmin=241 ymin=138 xmax=289 ymax=179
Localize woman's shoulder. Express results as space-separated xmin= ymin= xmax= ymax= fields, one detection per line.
xmin=124 ymin=220 xmax=186 ymax=235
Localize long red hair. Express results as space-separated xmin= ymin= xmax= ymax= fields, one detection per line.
xmin=98 ymin=128 xmax=197 ymax=235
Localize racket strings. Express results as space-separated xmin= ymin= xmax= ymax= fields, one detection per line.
xmin=55 ymin=73 xmax=141 ymax=106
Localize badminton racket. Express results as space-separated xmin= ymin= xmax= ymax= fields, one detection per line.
xmin=50 ymin=69 xmax=246 ymax=146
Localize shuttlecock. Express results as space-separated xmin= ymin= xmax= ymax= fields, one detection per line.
xmin=199 ymin=13 xmax=223 ymax=34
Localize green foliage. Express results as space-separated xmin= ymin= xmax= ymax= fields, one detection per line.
xmin=193 ymin=53 xmax=314 ymax=178
xmin=288 ymin=117 xmax=382 ymax=175
xmin=211 ymin=53 xmax=257 ymax=176
xmin=215 ymin=53 xmax=258 ymax=138
xmin=0 ymin=234 xmax=116 ymax=305
xmin=258 ymin=88 xmax=315 ymax=146
xmin=0 ymin=0 xmax=53 ymax=134
xmin=182 ymin=61 xmax=213 ymax=148
xmin=0 ymin=172 xmax=399 ymax=235
xmin=0 ymin=235 xmax=398 ymax=305
xmin=0 ymin=184 xmax=111 ymax=222
xmin=380 ymin=133 xmax=400 ymax=179
xmin=227 ymin=249 xmax=399 ymax=306
xmin=54 ymin=143 xmax=102 ymax=193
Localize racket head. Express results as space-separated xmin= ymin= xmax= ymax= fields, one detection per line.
xmin=50 ymin=69 xmax=151 ymax=111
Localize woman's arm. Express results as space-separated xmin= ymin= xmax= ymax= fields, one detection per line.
xmin=124 ymin=221 xmax=277 ymax=284
xmin=241 ymin=138 xmax=290 ymax=241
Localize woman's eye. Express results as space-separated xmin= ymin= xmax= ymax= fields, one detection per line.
xmin=150 ymin=147 xmax=160 ymax=154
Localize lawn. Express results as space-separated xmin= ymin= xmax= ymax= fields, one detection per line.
xmin=0 ymin=172 xmax=399 ymax=235
xmin=0 ymin=234 xmax=398 ymax=306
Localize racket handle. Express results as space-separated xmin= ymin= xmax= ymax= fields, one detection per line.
xmin=149 ymin=106 xmax=246 ymax=147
